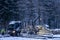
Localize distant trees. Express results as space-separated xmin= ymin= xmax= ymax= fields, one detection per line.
xmin=42 ymin=0 xmax=56 ymax=28
xmin=38 ymin=0 xmax=57 ymax=28
xmin=0 ymin=0 xmax=20 ymax=27
xmin=0 ymin=0 xmax=60 ymax=28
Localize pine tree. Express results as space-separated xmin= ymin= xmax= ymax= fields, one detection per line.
xmin=0 ymin=0 xmax=20 ymax=27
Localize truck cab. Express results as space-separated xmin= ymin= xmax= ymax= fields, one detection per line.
xmin=7 ymin=21 xmax=22 ymax=36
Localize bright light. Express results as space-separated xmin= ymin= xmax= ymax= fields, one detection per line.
xmin=12 ymin=31 xmax=15 ymax=33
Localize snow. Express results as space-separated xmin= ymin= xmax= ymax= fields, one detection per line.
xmin=0 ymin=37 xmax=60 ymax=40
xmin=9 ymin=21 xmax=21 ymax=24
xmin=0 ymin=35 xmax=60 ymax=40
xmin=0 ymin=37 xmax=45 ymax=40
xmin=53 ymin=34 xmax=60 ymax=37
xmin=51 ymin=29 xmax=60 ymax=31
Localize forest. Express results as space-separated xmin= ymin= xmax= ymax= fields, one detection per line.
xmin=0 ymin=0 xmax=60 ymax=29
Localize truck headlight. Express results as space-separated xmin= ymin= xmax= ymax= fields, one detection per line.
xmin=12 ymin=31 xmax=15 ymax=33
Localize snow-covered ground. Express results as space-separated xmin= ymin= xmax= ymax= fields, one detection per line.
xmin=0 ymin=37 xmax=60 ymax=40
xmin=0 ymin=35 xmax=60 ymax=40
xmin=0 ymin=37 xmax=45 ymax=40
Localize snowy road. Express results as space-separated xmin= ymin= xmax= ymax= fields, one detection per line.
xmin=0 ymin=37 xmax=60 ymax=40
xmin=0 ymin=35 xmax=60 ymax=40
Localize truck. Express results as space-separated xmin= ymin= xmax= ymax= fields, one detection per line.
xmin=7 ymin=21 xmax=22 ymax=36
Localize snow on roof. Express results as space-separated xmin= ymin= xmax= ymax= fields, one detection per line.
xmin=9 ymin=21 xmax=21 ymax=24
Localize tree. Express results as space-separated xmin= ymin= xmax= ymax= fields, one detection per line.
xmin=0 ymin=0 xmax=20 ymax=27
